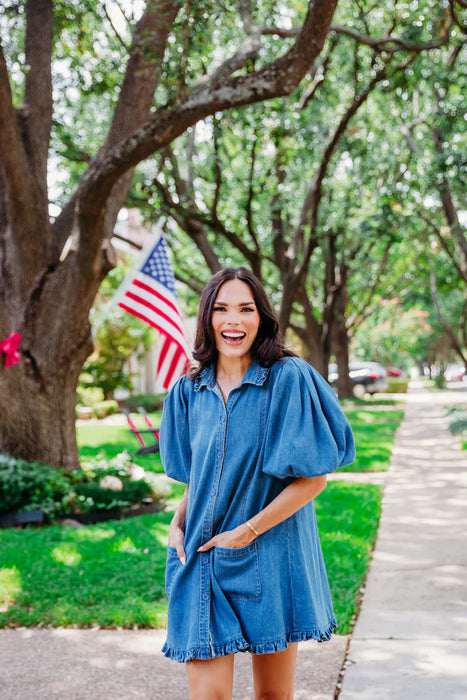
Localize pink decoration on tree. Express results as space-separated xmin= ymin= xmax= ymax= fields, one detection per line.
xmin=0 ymin=332 xmax=21 ymax=368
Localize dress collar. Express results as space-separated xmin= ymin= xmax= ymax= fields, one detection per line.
xmin=193 ymin=358 xmax=270 ymax=392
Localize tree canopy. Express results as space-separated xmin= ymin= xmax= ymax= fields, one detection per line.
xmin=0 ymin=0 xmax=465 ymax=467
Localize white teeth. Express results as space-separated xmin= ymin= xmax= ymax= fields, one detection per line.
xmin=222 ymin=332 xmax=245 ymax=339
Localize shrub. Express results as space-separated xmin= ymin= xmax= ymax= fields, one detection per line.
xmin=122 ymin=393 xmax=166 ymax=413
xmin=449 ymin=418 xmax=467 ymax=435
xmin=445 ymin=406 xmax=467 ymax=436
xmin=76 ymin=452 xmax=135 ymax=481
xmin=76 ymin=385 xmax=105 ymax=407
xmin=70 ymin=452 xmax=161 ymax=514
xmin=385 ymin=378 xmax=409 ymax=393
xmin=73 ymin=479 xmax=152 ymax=513
xmin=93 ymin=400 xmax=119 ymax=419
xmin=0 ymin=451 xmax=167 ymax=525
xmin=0 ymin=455 xmax=71 ymax=520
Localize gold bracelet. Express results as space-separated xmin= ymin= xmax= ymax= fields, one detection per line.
xmin=246 ymin=520 xmax=260 ymax=537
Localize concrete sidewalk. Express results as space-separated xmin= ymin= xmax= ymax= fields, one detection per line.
xmin=339 ymin=382 xmax=467 ymax=699
xmin=0 ymin=628 xmax=347 ymax=699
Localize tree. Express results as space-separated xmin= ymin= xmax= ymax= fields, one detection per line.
xmin=0 ymin=0 xmax=340 ymax=469
xmin=143 ymin=0 xmax=458 ymax=390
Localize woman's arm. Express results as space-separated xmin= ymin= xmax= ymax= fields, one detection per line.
xmin=169 ymin=484 xmax=189 ymax=564
xmin=197 ymin=475 xmax=327 ymax=552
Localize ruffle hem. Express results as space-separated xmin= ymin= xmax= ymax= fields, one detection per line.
xmin=162 ymin=618 xmax=337 ymax=663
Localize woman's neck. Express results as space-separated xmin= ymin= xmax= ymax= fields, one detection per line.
xmin=215 ymin=354 xmax=252 ymax=382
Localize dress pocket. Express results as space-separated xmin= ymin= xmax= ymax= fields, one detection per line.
xmin=165 ymin=545 xmax=181 ymax=599
xmin=213 ymin=541 xmax=261 ymax=599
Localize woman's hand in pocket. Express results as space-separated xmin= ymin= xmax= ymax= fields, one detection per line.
xmin=197 ymin=523 xmax=255 ymax=552
xmin=169 ymin=522 xmax=186 ymax=565
xmin=168 ymin=486 xmax=188 ymax=565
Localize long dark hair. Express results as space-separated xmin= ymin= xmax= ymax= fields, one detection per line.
xmin=190 ymin=267 xmax=294 ymax=379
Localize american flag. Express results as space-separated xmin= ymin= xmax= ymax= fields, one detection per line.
xmin=117 ymin=231 xmax=191 ymax=391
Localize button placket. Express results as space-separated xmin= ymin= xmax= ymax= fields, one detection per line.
xmin=198 ymin=399 xmax=229 ymax=652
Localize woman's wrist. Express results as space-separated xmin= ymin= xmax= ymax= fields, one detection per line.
xmin=245 ymin=520 xmax=260 ymax=537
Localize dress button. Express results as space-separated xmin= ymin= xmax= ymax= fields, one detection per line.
xmin=202 ymin=555 xmax=209 ymax=564
xmin=202 ymin=593 xmax=209 ymax=601
xmin=220 ymin=415 xmax=225 ymax=423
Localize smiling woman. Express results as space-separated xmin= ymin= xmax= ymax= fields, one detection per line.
xmin=158 ymin=268 xmax=356 ymax=698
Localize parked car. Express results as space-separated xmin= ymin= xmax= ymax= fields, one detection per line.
xmin=444 ymin=364 xmax=466 ymax=382
xmin=328 ymin=361 xmax=388 ymax=398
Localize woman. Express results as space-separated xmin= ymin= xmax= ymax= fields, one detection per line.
xmin=159 ymin=268 xmax=355 ymax=699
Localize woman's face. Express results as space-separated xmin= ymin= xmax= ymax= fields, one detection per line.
xmin=211 ymin=279 xmax=261 ymax=363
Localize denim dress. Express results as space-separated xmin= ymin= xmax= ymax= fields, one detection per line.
xmin=159 ymin=356 xmax=355 ymax=662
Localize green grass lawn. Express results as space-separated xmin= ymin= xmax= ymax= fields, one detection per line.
xmin=0 ymin=481 xmax=381 ymax=635
xmin=317 ymin=482 xmax=381 ymax=633
xmin=342 ymin=409 xmax=404 ymax=472
xmin=0 ymin=403 xmax=396 ymax=633
xmin=340 ymin=396 xmax=400 ymax=407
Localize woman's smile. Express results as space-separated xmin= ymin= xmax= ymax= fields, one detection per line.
xmin=220 ymin=330 xmax=247 ymax=345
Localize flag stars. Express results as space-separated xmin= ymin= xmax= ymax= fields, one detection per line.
xmin=142 ymin=239 xmax=176 ymax=294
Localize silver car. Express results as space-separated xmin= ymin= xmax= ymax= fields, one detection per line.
xmin=328 ymin=361 xmax=388 ymax=397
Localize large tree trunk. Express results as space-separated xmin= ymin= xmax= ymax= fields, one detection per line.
xmin=0 ymin=0 xmax=180 ymax=469
xmin=0 ymin=253 xmax=98 ymax=469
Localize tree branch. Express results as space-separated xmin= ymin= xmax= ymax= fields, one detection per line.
xmin=56 ymin=0 xmax=181 ymax=272
xmin=242 ymin=21 xmax=452 ymax=52
xmin=174 ymin=270 xmax=204 ymax=295
xmin=270 ymin=150 xmax=288 ymax=269
xmin=207 ymin=33 xmax=262 ymax=89
xmin=245 ymin=130 xmax=260 ymax=252
xmin=449 ymin=0 xmax=467 ymax=34
xmin=0 ymin=45 xmax=36 ymax=246
xmin=24 ymin=0 xmax=53 ymax=194
xmin=103 ymin=3 xmax=130 ymax=50
xmin=330 ymin=24 xmax=451 ymax=51
xmin=75 ymin=0 xmax=340 ymax=263
xmin=298 ymin=35 xmax=338 ymax=109
xmin=431 ymin=86 xmax=467 ymax=282
xmin=417 ymin=208 xmax=467 ymax=282
xmin=347 ymin=241 xmax=392 ymax=330
xmin=293 ymin=60 xmax=399 ymax=282
xmin=151 ymin=179 xmax=222 ymax=274
xmin=430 ymin=264 xmax=467 ymax=364
xmin=211 ymin=118 xmax=222 ymax=220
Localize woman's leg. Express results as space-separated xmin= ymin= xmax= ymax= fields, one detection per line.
xmin=251 ymin=643 xmax=298 ymax=700
xmin=186 ymin=653 xmax=235 ymax=700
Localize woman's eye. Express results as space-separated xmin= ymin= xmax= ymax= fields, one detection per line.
xmin=241 ymin=307 xmax=254 ymax=312
xmin=213 ymin=306 xmax=225 ymax=312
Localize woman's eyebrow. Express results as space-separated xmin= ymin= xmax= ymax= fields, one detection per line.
xmin=214 ymin=300 xmax=256 ymax=306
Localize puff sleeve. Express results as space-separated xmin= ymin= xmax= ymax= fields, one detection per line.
xmin=260 ymin=358 xmax=355 ymax=479
xmin=159 ymin=376 xmax=192 ymax=484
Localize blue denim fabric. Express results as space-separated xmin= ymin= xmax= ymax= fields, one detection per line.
xmin=159 ymin=357 xmax=355 ymax=662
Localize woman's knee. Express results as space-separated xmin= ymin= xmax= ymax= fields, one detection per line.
xmin=186 ymin=655 xmax=234 ymax=700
